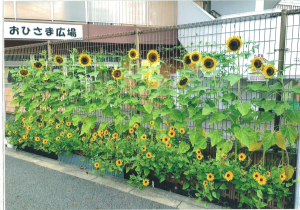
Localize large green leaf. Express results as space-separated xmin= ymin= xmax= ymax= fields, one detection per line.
xmin=178 ymin=141 xmax=190 ymax=153
xmin=202 ymin=106 xmax=213 ymax=116
xmin=236 ymin=101 xmax=251 ymax=116
xmin=285 ymin=110 xmax=300 ymax=125
xmin=209 ymin=112 xmax=228 ymax=125
xmin=164 ymin=98 xmax=174 ymax=109
xmin=223 ymin=74 xmax=242 ymax=86
xmin=71 ymin=115 xmax=81 ymax=126
xmin=255 ymin=112 xmax=274 ymax=124
xmin=143 ymin=104 xmax=153 ymax=114
xmin=114 ymin=115 xmax=125 ymax=125
xmin=64 ymin=104 xmax=75 ymax=116
xmin=234 ymin=126 xmax=257 ymax=148
xmin=291 ymin=85 xmax=300 ymax=94
xmin=281 ymin=125 xmax=298 ymax=145
xmin=188 ymin=106 xmax=198 ymax=118
xmin=208 ymin=130 xmax=223 ymax=147
xmin=216 ymin=140 xmax=233 ymax=160
xmin=262 ymin=100 xmax=276 ymax=112
xmin=98 ymin=121 xmax=109 ymax=131
xmin=274 ymin=102 xmax=290 ymax=115
xmin=189 ymin=129 xmax=207 ymax=149
xmin=129 ymin=114 xmax=141 ymax=127
xmin=262 ymin=130 xmax=277 ymax=152
xmin=80 ymin=115 xmax=97 ymax=135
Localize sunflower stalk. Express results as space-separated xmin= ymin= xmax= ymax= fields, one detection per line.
xmin=235 ymin=55 xmax=241 ymax=161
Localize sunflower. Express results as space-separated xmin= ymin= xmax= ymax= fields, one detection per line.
xmin=226 ymin=36 xmax=242 ymax=53
xmin=129 ymin=128 xmax=134 ymax=134
xmin=112 ymin=133 xmax=118 ymax=139
xmin=162 ymin=136 xmax=169 ymax=144
xmin=90 ymin=137 xmax=96 ymax=142
xmin=48 ymin=119 xmax=54 ymax=124
xmin=32 ymin=61 xmax=44 ymax=70
xmin=170 ymin=126 xmax=175 ymax=131
xmin=164 ymin=121 xmax=168 ymax=126
xmin=60 ymin=132 xmax=64 ymax=136
xmin=67 ymin=133 xmax=72 ymax=138
xmin=94 ymin=162 xmax=100 ymax=168
xmin=22 ymin=135 xmax=27 ymax=140
xmin=166 ymin=143 xmax=171 ymax=148
xmin=253 ymin=172 xmax=260 ymax=180
xmin=197 ymin=154 xmax=203 ymax=160
xmin=207 ymin=173 xmax=214 ymax=181
xmin=93 ymin=132 xmax=98 ymax=137
xmin=82 ymin=137 xmax=86 ymax=141
xmin=221 ymin=153 xmax=227 ymax=159
xmin=266 ymin=171 xmax=271 ymax=177
xmin=42 ymin=139 xmax=48 ymax=144
xmin=6 ymin=131 xmax=11 ymax=135
xmin=179 ymin=128 xmax=185 ymax=134
xmin=35 ymin=137 xmax=40 ymax=142
xmin=202 ymin=56 xmax=217 ymax=71
xmin=183 ymin=54 xmax=193 ymax=67
xmin=142 ymin=146 xmax=147 ymax=151
xmin=203 ymin=180 xmax=208 ymax=186
xmin=22 ymin=118 xmax=26 ymax=122
xmin=26 ymin=126 xmax=31 ymax=131
xmin=146 ymin=152 xmax=152 ymax=159
xmin=178 ymin=78 xmax=189 ymax=89
xmin=196 ymin=149 xmax=201 ymax=154
xmin=133 ymin=123 xmax=139 ymax=129
xmin=128 ymin=49 xmax=139 ymax=60
xmin=98 ymin=130 xmax=104 ymax=136
xmin=280 ymin=173 xmax=286 ymax=181
xmin=42 ymin=77 xmax=51 ymax=83
xmin=251 ymin=57 xmax=264 ymax=70
xmin=62 ymin=90 xmax=67 ymax=95
xmin=56 ymin=124 xmax=60 ymax=129
xmin=5 ymin=124 xmax=8 ymax=128
xmin=29 ymin=116 xmax=33 ymax=120
xmin=66 ymin=122 xmax=71 ymax=126
xmin=225 ymin=171 xmax=234 ymax=181
xmin=61 ymin=120 xmax=64 ymax=124
xmin=18 ymin=139 xmax=23 ymax=143
xmin=168 ymin=130 xmax=175 ymax=138
xmin=56 ymin=136 xmax=60 ymax=141
xmin=262 ymin=64 xmax=276 ymax=79
xmin=147 ymin=50 xmax=160 ymax=65
xmin=78 ymin=54 xmax=92 ymax=67
xmin=13 ymin=130 xmax=17 ymax=134
xmin=112 ymin=69 xmax=123 ymax=80
xmin=143 ymin=179 xmax=150 ymax=186
xmin=38 ymin=123 xmax=42 ymax=128
xmin=190 ymin=51 xmax=202 ymax=64
xmin=104 ymin=130 xmax=109 ymax=135
xmin=116 ymin=159 xmax=122 ymax=166
xmin=257 ymin=175 xmax=267 ymax=185
xmin=54 ymin=55 xmax=64 ymax=65
xmin=141 ymin=134 xmax=147 ymax=140
xmin=238 ymin=153 xmax=246 ymax=161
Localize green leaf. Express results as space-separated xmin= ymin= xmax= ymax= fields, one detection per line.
xmin=208 ymin=130 xmax=223 ymax=147
xmin=129 ymin=114 xmax=141 ymax=127
xmin=183 ymin=181 xmax=190 ymax=190
xmin=64 ymin=104 xmax=75 ymax=116
xmin=144 ymin=168 xmax=150 ymax=176
xmin=291 ymin=85 xmax=300 ymax=94
xmin=88 ymin=71 xmax=99 ymax=77
xmin=15 ymin=112 xmax=22 ymax=122
xmin=262 ymin=130 xmax=277 ymax=152
xmin=219 ymin=183 xmax=227 ymax=190
xmin=236 ymin=101 xmax=251 ymax=116
xmin=202 ymin=106 xmax=213 ymax=115
xmin=164 ymin=98 xmax=175 ymax=109
xmin=262 ymin=100 xmax=276 ymax=112
xmin=188 ymin=106 xmax=198 ymax=118
xmin=234 ymin=126 xmax=258 ymax=148
xmin=71 ymin=115 xmax=81 ymax=126
xmin=98 ymin=121 xmax=109 ymax=131
xmin=257 ymin=190 xmax=263 ymax=199
xmin=269 ymin=82 xmax=282 ymax=90
xmin=178 ymin=142 xmax=190 ymax=153
xmin=114 ymin=115 xmax=125 ymax=125
xmin=143 ymin=104 xmax=153 ymax=114
xmin=189 ymin=129 xmax=207 ymax=149
xmin=274 ymin=102 xmax=290 ymax=115
xmin=209 ymin=112 xmax=228 ymax=125
xmin=248 ymin=82 xmax=264 ymax=91
xmin=223 ymin=74 xmax=242 ymax=86
xmin=80 ymin=115 xmax=97 ymax=135
xmin=285 ymin=110 xmax=300 ymax=124
xmin=281 ymin=125 xmax=298 ymax=145
xmin=255 ymin=112 xmax=274 ymax=124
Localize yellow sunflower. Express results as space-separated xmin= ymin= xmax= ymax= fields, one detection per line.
xmin=221 ymin=153 xmax=227 ymax=159
xmin=226 ymin=36 xmax=242 ymax=53
xmin=42 ymin=139 xmax=48 ymax=144
xmin=78 ymin=54 xmax=92 ymax=67
xmin=280 ymin=173 xmax=286 ymax=181
xmin=164 ymin=121 xmax=168 ymax=126
xmin=56 ymin=124 xmax=60 ymax=129
xmin=196 ymin=149 xmax=201 ymax=154
xmin=257 ymin=175 xmax=267 ymax=185
xmin=142 ymin=146 xmax=147 ymax=151
xmin=170 ymin=126 xmax=175 ymax=131
xmin=207 ymin=173 xmax=214 ymax=181
xmin=253 ymin=172 xmax=260 ymax=180
xmin=32 ymin=61 xmax=44 ymax=70
xmin=13 ymin=130 xmax=17 ymax=134
xmin=67 ymin=133 xmax=72 ymax=138
xmin=197 ymin=154 xmax=203 ymax=160
xmin=266 ymin=171 xmax=271 ymax=177
xmin=66 ymin=122 xmax=71 ymax=126
xmin=146 ymin=152 xmax=152 ymax=159
xmin=129 ymin=128 xmax=134 ymax=134
xmin=22 ymin=135 xmax=27 ymax=140
xmin=98 ymin=130 xmax=104 ymax=136
xmin=251 ymin=57 xmax=264 ymax=70
xmin=141 ymin=134 xmax=147 ymax=140
xmin=38 ymin=123 xmax=42 ymax=128
xmin=48 ymin=119 xmax=54 ymax=124
xmin=35 ymin=137 xmax=40 ymax=142
xmin=82 ymin=137 xmax=86 ymax=141
xmin=133 ymin=123 xmax=139 ymax=129
xmin=22 ymin=118 xmax=26 ymax=122
xmin=18 ymin=138 xmax=23 ymax=143
xmin=94 ymin=162 xmax=100 ymax=168
xmin=93 ymin=132 xmax=98 ymax=137
xmin=168 ymin=130 xmax=175 ymax=138
xmin=104 ymin=130 xmax=109 ymax=135
xmin=189 ymin=51 xmax=202 ymax=64
xmin=238 ymin=153 xmax=246 ymax=161
xmin=179 ymin=128 xmax=185 ymax=134
xmin=202 ymin=56 xmax=217 ymax=71
xmin=178 ymin=78 xmax=190 ymax=89
xmin=162 ymin=136 xmax=169 ymax=144
xmin=112 ymin=133 xmax=118 ymax=139
xmin=147 ymin=50 xmax=160 ymax=65
xmin=150 ymin=121 xmax=154 ymax=126
xmin=143 ymin=179 xmax=149 ymax=186
xmin=116 ymin=159 xmax=122 ymax=166
xmin=26 ymin=126 xmax=31 ymax=131
xmin=112 ymin=69 xmax=123 ymax=80
xmin=262 ymin=64 xmax=276 ymax=79
xmin=60 ymin=132 xmax=64 ymax=136
xmin=56 ymin=137 xmax=60 ymax=141
xmin=225 ymin=171 xmax=234 ymax=181
xmin=62 ymin=90 xmax=67 ymax=95
xmin=42 ymin=77 xmax=51 ymax=83
xmin=166 ymin=143 xmax=171 ymax=148
xmin=28 ymin=116 xmax=33 ymax=120
xmin=128 ymin=49 xmax=139 ymax=60
xmin=203 ymin=180 xmax=208 ymax=186
xmin=54 ymin=55 xmax=64 ymax=65
xmin=183 ymin=53 xmax=193 ymax=67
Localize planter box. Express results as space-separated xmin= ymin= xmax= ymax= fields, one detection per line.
xmin=58 ymin=152 xmax=124 ymax=178
xmin=5 ymin=137 xmax=13 ymax=149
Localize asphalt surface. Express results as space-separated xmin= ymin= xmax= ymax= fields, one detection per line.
xmin=5 ymin=155 xmax=175 ymax=210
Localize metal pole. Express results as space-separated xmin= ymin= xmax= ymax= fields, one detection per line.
xmin=274 ymin=9 xmax=287 ymax=131
xmin=135 ymin=28 xmax=140 ymax=72
xmin=47 ymin=40 xmax=52 ymax=71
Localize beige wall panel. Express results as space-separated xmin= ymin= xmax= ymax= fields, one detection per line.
xmin=16 ymin=1 xmax=51 ymax=20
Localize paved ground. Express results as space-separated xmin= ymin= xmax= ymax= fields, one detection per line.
xmin=5 ymin=155 xmax=174 ymax=210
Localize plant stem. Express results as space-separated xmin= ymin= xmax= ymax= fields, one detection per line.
xmin=235 ymin=55 xmax=241 ymax=161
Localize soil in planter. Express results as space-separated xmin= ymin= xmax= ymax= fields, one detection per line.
xmin=16 ymin=145 xmax=58 ymax=160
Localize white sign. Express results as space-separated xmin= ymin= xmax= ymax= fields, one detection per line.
xmin=4 ymin=22 xmax=83 ymax=40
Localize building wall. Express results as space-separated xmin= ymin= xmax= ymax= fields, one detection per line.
xmin=264 ymin=0 xmax=280 ymax=10
xmin=211 ymin=0 xmax=256 ymax=16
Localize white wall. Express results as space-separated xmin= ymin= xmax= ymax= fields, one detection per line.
xmin=211 ymin=0 xmax=256 ymax=16
xmin=264 ymin=0 xmax=280 ymax=9
xmin=177 ymin=0 xmax=214 ymax=25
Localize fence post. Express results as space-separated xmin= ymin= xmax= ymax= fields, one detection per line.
xmin=274 ymin=9 xmax=287 ymax=132
xmin=135 ymin=28 xmax=140 ymax=72
xmin=47 ymin=40 xmax=52 ymax=71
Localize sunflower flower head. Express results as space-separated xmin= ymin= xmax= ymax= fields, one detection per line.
xmin=183 ymin=53 xmax=193 ymax=67
xmin=128 ymin=49 xmax=139 ymax=60
xmin=18 ymin=138 xmax=23 ymax=143
xmin=280 ymin=173 xmax=286 ymax=181
xmin=147 ymin=50 xmax=160 ymax=65
xmin=202 ymin=56 xmax=217 ymax=71
xmin=112 ymin=69 xmax=123 ymax=80
xmin=129 ymin=128 xmax=134 ymax=134
xmin=146 ymin=152 xmax=152 ymax=159
xmin=104 ymin=130 xmax=109 ymax=135
xmin=179 ymin=128 xmax=185 ymax=134
xmin=116 ymin=159 xmax=122 ymax=166
xmin=112 ymin=133 xmax=118 ymax=139
xmin=94 ymin=162 xmax=100 ymax=168
xmin=253 ymin=172 xmax=260 ymax=180
xmin=262 ymin=64 xmax=276 ymax=79
xmin=197 ymin=154 xmax=203 ymax=160
xmin=19 ymin=69 xmax=30 ymax=77
xmin=203 ymin=180 xmax=208 ymax=186
xmin=141 ymin=134 xmax=147 ymax=140
xmin=143 ymin=179 xmax=149 ymax=186
xmin=162 ymin=136 xmax=169 ymax=144
xmin=78 ymin=54 xmax=92 ymax=67
xmin=32 ymin=61 xmax=44 ymax=70
xmin=178 ymin=78 xmax=189 ymax=89
xmin=190 ymin=51 xmax=202 ymax=64
xmin=168 ymin=130 xmax=175 ymax=138
xmin=238 ymin=153 xmax=246 ymax=161
xmin=251 ymin=57 xmax=264 ymax=70
xmin=150 ymin=121 xmax=154 ymax=126
xmin=166 ymin=143 xmax=171 ymax=148
xmin=225 ymin=171 xmax=234 ymax=181
xmin=207 ymin=173 xmax=214 ymax=181
xmin=257 ymin=175 xmax=267 ymax=185
xmin=42 ymin=139 xmax=48 ymax=144
xmin=142 ymin=146 xmax=147 ymax=151
xmin=266 ymin=171 xmax=271 ymax=177
xmin=56 ymin=136 xmax=60 ymax=141
xmin=226 ymin=36 xmax=242 ymax=53
xmin=133 ymin=123 xmax=139 ymax=129
xmin=67 ymin=133 xmax=72 ymax=138
xmin=54 ymin=55 xmax=64 ymax=65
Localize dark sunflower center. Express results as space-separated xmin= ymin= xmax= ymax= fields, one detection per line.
xmin=204 ymin=59 xmax=214 ymax=68
xmin=209 ymin=175 xmax=212 ymax=178
xmin=254 ymin=59 xmax=262 ymax=68
xmin=229 ymin=39 xmax=241 ymax=51
xmin=219 ymin=148 xmax=222 ymax=151
xmin=130 ymin=52 xmax=136 ymax=57
xmin=266 ymin=67 xmax=274 ymax=76
xmin=57 ymin=57 xmax=63 ymax=64
xmin=81 ymin=57 xmax=88 ymax=64
xmin=35 ymin=62 xmax=42 ymax=68
xmin=255 ymin=174 xmax=258 ymax=177
xmin=20 ymin=70 xmax=28 ymax=76
xmin=179 ymin=78 xmax=188 ymax=86
xmin=149 ymin=53 xmax=157 ymax=62
xmin=192 ymin=54 xmax=199 ymax=62
xmin=113 ymin=70 xmax=121 ymax=78
xmin=227 ymin=174 xmax=230 ymax=177
xmin=184 ymin=56 xmax=192 ymax=65
xmin=260 ymin=178 xmax=263 ymax=181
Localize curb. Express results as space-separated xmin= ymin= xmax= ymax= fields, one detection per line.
xmin=5 ymin=148 xmax=223 ymax=209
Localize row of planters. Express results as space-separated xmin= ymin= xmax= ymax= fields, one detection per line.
xmin=5 ymin=35 xmax=300 ymax=208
